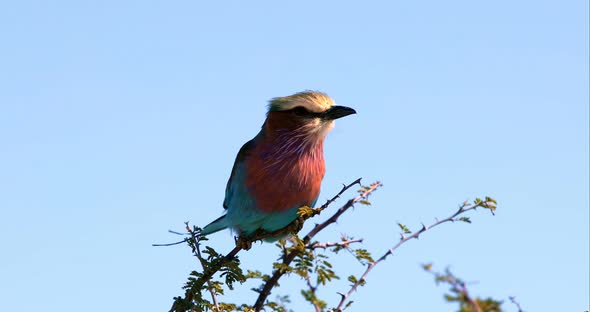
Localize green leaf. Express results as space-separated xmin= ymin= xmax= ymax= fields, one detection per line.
xmin=354 ymin=248 xmax=374 ymax=264
xmin=484 ymin=203 xmax=497 ymax=210
xmin=397 ymin=222 xmax=412 ymax=234
xmin=458 ymin=217 xmax=471 ymax=223
xmin=345 ymin=300 xmax=354 ymax=309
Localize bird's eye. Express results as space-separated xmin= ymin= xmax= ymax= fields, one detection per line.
xmin=292 ymin=106 xmax=308 ymax=116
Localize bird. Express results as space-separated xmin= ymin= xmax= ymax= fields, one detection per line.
xmin=199 ymin=91 xmax=356 ymax=241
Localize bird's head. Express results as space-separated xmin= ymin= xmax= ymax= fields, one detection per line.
xmin=264 ymin=91 xmax=356 ymax=144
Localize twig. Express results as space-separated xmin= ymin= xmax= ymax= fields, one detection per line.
xmin=509 ymin=296 xmax=524 ymax=312
xmin=305 ymin=275 xmax=322 ymax=312
xmin=423 ymin=266 xmax=482 ymax=312
xmin=334 ymin=199 xmax=495 ymax=311
xmin=152 ymin=239 xmax=188 ymax=247
xmin=152 ymin=230 xmax=190 ymax=247
xmin=253 ymin=180 xmax=382 ymax=311
xmin=193 ymin=237 xmax=220 ymax=311
xmin=307 ymin=239 xmax=364 ymax=250
xmin=449 ymin=275 xmax=482 ymax=312
xmin=319 ymin=178 xmax=363 ymax=211
xmin=169 ymin=237 xmax=242 ymax=312
xmin=199 ymin=245 xmax=242 ymax=289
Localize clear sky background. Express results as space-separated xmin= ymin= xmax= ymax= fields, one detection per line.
xmin=0 ymin=1 xmax=588 ymax=311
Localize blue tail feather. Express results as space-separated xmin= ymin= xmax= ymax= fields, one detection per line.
xmin=200 ymin=215 xmax=229 ymax=236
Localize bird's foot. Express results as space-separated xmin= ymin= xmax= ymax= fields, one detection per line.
xmin=235 ymin=235 xmax=253 ymax=250
xmin=297 ymin=205 xmax=324 ymax=221
xmin=287 ymin=217 xmax=304 ymax=234
xmin=235 ymin=214 xmax=314 ymax=250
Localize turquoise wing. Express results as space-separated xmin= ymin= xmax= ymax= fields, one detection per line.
xmin=223 ymin=138 xmax=255 ymax=209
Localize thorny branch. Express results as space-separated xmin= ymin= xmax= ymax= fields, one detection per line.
xmin=253 ymin=180 xmax=383 ymax=311
xmin=334 ymin=198 xmax=496 ymax=311
xmin=307 ymin=239 xmax=364 ymax=250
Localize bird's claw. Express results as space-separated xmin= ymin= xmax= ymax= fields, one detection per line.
xmin=235 ymin=217 xmax=307 ymax=250
xmin=236 ymin=235 xmax=253 ymax=250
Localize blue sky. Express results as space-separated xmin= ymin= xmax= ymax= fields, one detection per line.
xmin=0 ymin=0 xmax=588 ymax=311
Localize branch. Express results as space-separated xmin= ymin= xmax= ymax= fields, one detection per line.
xmin=334 ymin=198 xmax=497 ymax=311
xmin=319 ymin=178 xmax=363 ymax=211
xmin=307 ymin=239 xmax=364 ymax=250
xmin=253 ymin=180 xmax=383 ymax=311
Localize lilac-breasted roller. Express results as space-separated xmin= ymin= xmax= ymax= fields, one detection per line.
xmin=199 ymin=91 xmax=356 ymax=239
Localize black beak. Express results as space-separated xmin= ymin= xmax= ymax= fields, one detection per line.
xmin=322 ymin=105 xmax=357 ymax=120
